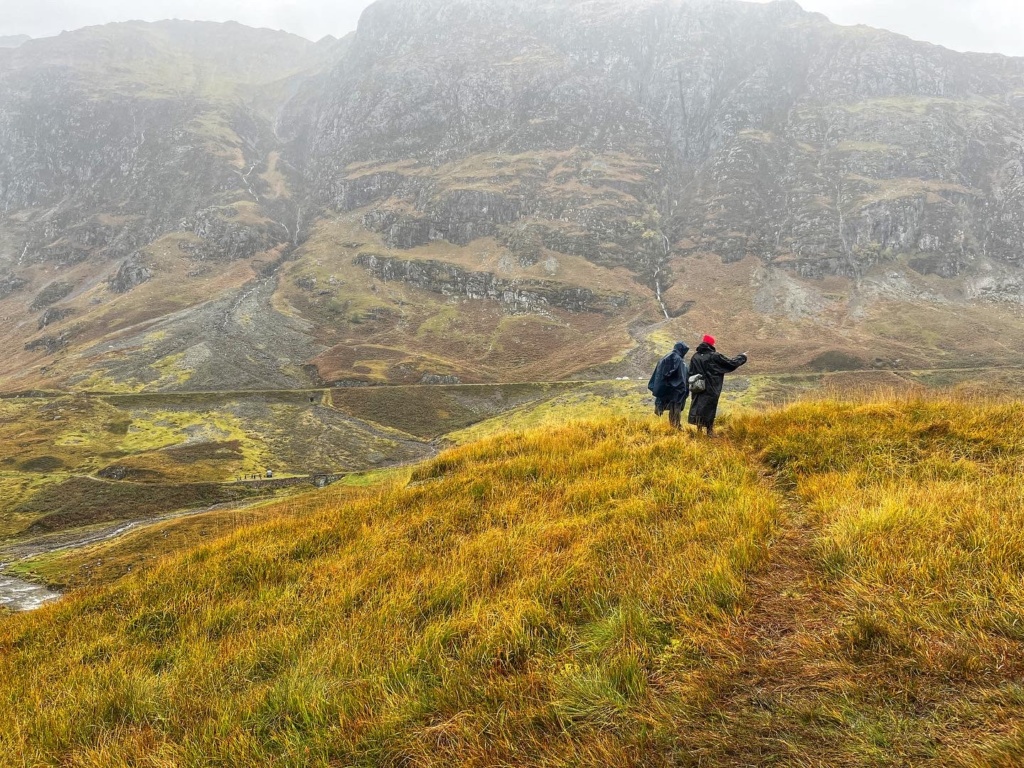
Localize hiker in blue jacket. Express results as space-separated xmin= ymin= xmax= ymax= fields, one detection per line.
xmin=648 ymin=342 xmax=690 ymax=429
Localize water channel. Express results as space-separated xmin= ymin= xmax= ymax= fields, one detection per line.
xmin=0 ymin=571 xmax=60 ymax=611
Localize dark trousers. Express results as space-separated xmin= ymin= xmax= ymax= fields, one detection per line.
xmin=655 ymin=397 xmax=686 ymax=429
xmin=668 ymin=400 xmax=684 ymax=429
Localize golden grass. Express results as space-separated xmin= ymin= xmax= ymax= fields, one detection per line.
xmin=2 ymin=396 xmax=1024 ymax=765
xmin=7 ymin=507 xmax=266 ymax=591
xmin=0 ymin=420 xmax=781 ymax=765
xmin=727 ymin=396 xmax=1024 ymax=764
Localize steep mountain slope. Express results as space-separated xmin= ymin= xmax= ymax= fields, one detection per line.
xmin=286 ymin=0 xmax=1024 ymax=378
xmin=2 ymin=1 xmax=1024 ymax=393
xmin=0 ymin=22 xmax=343 ymax=391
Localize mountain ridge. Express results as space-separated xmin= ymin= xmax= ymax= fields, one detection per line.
xmin=0 ymin=34 xmax=31 ymax=49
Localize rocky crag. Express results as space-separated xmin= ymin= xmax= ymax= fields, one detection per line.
xmin=2 ymin=1 xmax=1024 ymax=391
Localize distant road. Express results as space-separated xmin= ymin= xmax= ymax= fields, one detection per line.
xmin=2 ymin=365 xmax=1022 ymax=400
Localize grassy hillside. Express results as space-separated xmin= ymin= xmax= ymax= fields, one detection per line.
xmin=2 ymin=397 xmax=1024 ymax=765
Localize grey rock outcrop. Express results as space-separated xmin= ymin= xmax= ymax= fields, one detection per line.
xmin=38 ymin=307 xmax=75 ymax=330
xmin=179 ymin=209 xmax=289 ymax=262
xmin=354 ymin=252 xmax=629 ymax=314
xmin=29 ymin=282 xmax=75 ymax=311
xmin=25 ymin=331 xmax=73 ymax=355
xmin=0 ymin=274 xmax=28 ymax=300
xmin=108 ymin=255 xmax=153 ymax=293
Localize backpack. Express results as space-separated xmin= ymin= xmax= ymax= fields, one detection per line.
xmin=688 ymin=372 xmax=707 ymax=394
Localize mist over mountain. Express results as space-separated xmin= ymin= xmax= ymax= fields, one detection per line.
xmin=2 ymin=0 xmax=1023 ymax=393
xmin=0 ymin=35 xmax=31 ymax=49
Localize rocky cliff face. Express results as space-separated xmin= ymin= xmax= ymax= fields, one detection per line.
xmin=2 ymin=2 xmax=1024 ymax=392
xmin=0 ymin=21 xmax=342 ymax=389
xmin=354 ymin=252 xmax=630 ymax=314
xmin=0 ymin=22 xmax=329 ymax=267
xmin=296 ymin=0 xmax=1024 ymax=285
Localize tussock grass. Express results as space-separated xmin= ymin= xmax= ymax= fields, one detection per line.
xmin=729 ymin=396 xmax=1024 ymax=763
xmin=2 ymin=397 xmax=1024 ymax=765
xmin=1 ymin=420 xmax=781 ymax=765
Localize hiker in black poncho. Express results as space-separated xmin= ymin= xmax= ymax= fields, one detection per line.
xmin=687 ymin=335 xmax=747 ymax=436
xmin=648 ymin=341 xmax=689 ymax=429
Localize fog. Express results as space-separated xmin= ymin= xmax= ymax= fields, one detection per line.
xmin=2 ymin=0 xmax=1023 ymax=56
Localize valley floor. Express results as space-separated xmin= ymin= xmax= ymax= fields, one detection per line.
xmin=2 ymin=393 xmax=1024 ymax=765
xmin=4 ymin=364 xmax=1023 ymax=595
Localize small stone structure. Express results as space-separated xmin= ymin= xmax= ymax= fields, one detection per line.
xmin=313 ymin=474 xmax=344 ymax=489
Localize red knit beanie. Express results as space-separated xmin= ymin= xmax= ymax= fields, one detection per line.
xmin=702 ymin=334 xmax=716 ymax=346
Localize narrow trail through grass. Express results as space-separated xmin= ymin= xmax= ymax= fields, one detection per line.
xmin=722 ymin=398 xmax=1024 ymax=765
xmin=3 ymin=397 xmax=1024 ymax=765
xmin=692 ymin=466 xmax=843 ymax=763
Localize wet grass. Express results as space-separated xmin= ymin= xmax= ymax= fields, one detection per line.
xmin=2 ymin=396 xmax=1024 ymax=763
xmin=721 ymin=396 xmax=1024 ymax=764
xmin=0 ymin=418 xmax=782 ymax=765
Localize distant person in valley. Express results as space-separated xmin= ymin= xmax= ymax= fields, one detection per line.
xmin=648 ymin=341 xmax=690 ymax=429
xmin=687 ymin=335 xmax=748 ymax=437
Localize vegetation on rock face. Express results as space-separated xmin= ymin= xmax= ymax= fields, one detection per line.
xmin=4 ymin=3 xmax=1024 ymax=394
xmin=3 ymin=396 xmax=1024 ymax=765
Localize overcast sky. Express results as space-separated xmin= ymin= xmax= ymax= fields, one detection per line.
xmin=2 ymin=0 xmax=1023 ymax=56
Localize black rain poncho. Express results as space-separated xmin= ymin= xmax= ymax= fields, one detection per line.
xmin=687 ymin=342 xmax=747 ymax=430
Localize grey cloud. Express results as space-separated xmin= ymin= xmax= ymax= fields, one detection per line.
xmin=0 ymin=0 xmax=370 ymax=40
xmin=2 ymin=0 xmax=1023 ymax=56
xmin=776 ymin=0 xmax=1024 ymax=56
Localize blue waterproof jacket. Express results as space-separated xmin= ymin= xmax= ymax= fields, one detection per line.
xmin=648 ymin=342 xmax=690 ymax=403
